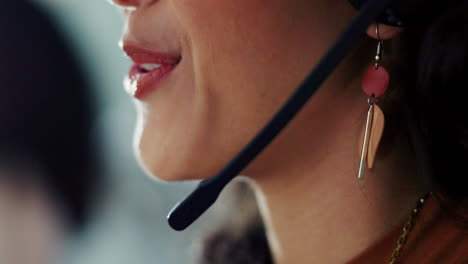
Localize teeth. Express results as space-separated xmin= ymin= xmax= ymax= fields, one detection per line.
xmin=140 ymin=63 xmax=162 ymax=72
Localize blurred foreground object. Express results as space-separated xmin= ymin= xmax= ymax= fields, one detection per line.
xmin=0 ymin=0 xmax=99 ymax=263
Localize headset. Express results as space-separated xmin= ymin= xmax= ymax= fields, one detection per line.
xmin=167 ymin=0 xmax=439 ymax=231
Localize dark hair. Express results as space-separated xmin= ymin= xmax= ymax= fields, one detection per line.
xmin=389 ymin=0 xmax=467 ymax=211
xmin=380 ymin=0 xmax=468 ymax=233
xmin=197 ymin=1 xmax=467 ymax=263
xmin=0 ymin=0 xmax=99 ymax=229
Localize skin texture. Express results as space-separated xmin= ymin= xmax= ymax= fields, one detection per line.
xmin=118 ymin=0 xmax=358 ymax=181
xmin=112 ymin=0 xmax=428 ymax=263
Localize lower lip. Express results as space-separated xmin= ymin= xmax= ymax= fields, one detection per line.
xmin=125 ymin=63 xmax=178 ymax=99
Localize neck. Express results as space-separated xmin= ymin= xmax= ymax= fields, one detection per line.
xmin=246 ymin=81 xmax=431 ymax=264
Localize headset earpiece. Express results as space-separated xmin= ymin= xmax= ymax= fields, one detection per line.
xmin=348 ymin=0 xmax=440 ymax=27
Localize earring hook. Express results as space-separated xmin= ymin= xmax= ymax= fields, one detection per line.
xmin=375 ymin=23 xmax=382 ymax=41
xmin=374 ymin=24 xmax=383 ymax=69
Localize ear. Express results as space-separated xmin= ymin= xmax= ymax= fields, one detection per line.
xmin=366 ymin=24 xmax=403 ymax=40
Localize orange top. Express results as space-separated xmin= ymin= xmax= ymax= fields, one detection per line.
xmin=347 ymin=195 xmax=468 ymax=264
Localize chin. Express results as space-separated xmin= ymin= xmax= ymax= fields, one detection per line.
xmin=134 ymin=140 xmax=193 ymax=182
xmin=132 ymin=125 xmax=222 ymax=183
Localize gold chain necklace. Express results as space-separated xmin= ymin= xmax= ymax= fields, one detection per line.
xmin=389 ymin=192 xmax=432 ymax=264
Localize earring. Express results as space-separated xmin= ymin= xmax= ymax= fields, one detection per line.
xmin=357 ymin=24 xmax=389 ymax=180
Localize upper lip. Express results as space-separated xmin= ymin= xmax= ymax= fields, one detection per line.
xmin=122 ymin=41 xmax=182 ymax=65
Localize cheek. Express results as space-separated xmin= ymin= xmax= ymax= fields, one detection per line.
xmin=178 ymin=4 xmax=304 ymax=126
xmin=174 ymin=0 xmax=290 ymax=55
xmin=137 ymin=0 xmax=350 ymax=181
xmin=175 ymin=0 xmax=308 ymax=101
xmin=136 ymin=0 xmax=285 ymax=181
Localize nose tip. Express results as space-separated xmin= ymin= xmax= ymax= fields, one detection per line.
xmin=112 ymin=0 xmax=140 ymax=7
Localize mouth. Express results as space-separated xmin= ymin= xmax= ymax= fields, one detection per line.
xmin=122 ymin=42 xmax=182 ymax=99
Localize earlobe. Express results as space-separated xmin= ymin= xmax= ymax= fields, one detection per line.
xmin=366 ymin=24 xmax=403 ymax=40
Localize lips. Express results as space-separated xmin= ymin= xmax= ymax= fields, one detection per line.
xmin=111 ymin=0 xmax=139 ymax=7
xmin=123 ymin=42 xmax=181 ymax=99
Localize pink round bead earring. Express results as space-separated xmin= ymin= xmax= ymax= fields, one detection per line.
xmin=358 ymin=24 xmax=389 ymax=179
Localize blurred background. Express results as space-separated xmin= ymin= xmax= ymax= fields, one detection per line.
xmin=0 ymin=0 xmax=247 ymax=263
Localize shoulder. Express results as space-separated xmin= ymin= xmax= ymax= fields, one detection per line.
xmin=347 ymin=194 xmax=467 ymax=264
xmin=399 ymin=194 xmax=468 ymax=264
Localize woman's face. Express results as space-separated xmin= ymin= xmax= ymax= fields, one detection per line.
xmin=114 ymin=0 xmax=357 ymax=181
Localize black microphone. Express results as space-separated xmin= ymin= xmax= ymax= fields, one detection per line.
xmin=167 ymin=0 xmax=392 ymax=231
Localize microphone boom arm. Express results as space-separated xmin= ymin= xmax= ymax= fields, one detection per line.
xmin=167 ymin=0 xmax=392 ymax=231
